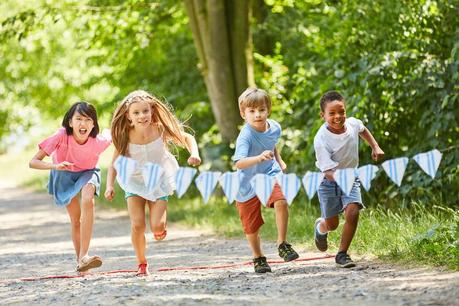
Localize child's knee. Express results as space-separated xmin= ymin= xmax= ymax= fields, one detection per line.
xmin=345 ymin=203 xmax=360 ymax=218
xmin=131 ymin=221 xmax=146 ymax=233
xmin=70 ymin=217 xmax=81 ymax=228
xmin=274 ymin=200 xmax=288 ymax=209
xmin=325 ymin=217 xmax=339 ymax=231
xmin=81 ymin=184 xmax=95 ymax=203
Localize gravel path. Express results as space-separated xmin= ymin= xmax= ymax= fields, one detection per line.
xmin=0 ymin=182 xmax=458 ymax=305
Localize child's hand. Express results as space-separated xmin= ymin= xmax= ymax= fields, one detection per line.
xmin=187 ymin=155 xmax=201 ymax=166
xmin=258 ymin=150 xmax=274 ymax=162
xmin=324 ymin=170 xmax=335 ymax=181
xmin=54 ymin=161 xmax=74 ymax=171
xmin=104 ymin=186 xmax=115 ymax=201
xmin=371 ymin=146 xmax=385 ymax=161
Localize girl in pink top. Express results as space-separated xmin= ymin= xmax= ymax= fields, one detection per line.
xmin=29 ymin=101 xmax=111 ymax=273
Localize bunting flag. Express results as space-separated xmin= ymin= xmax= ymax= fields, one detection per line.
xmin=276 ymin=173 xmax=301 ymax=205
xmin=174 ymin=167 xmax=197 ymax=198
xmin=195 ymin=171 xmax=221 ymax=204
xmin=218 ymin=172 xmax=240 ymax=204
xmin=302 ymin=172 xmax=324 ymax=200
xmin=250 ymin=174 xmax=276 ymax=206
xmin=141 ymin=163 xmax=164 ymax=190
xmin=412 ymin=149 xmax=442 ymax=179
xmin=382 ymin=157 xmax=409 ymax=187
xmin=333 ymin=168 xmax=357 ymax=196
xmin=357 ymin=165 xmax=379 ymax=192
xmin=114 ymin=155 xmax=138 ymax=187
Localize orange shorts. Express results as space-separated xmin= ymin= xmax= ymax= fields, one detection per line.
xmin=236 ymin=184 xmax=286 ymax=234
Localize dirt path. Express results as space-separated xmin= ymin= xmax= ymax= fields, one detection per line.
xmin=0 ymin=182 xmax=458 ymax=306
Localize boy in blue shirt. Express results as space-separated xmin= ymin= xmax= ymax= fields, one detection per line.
xmin=233 ymin=87 xmax=299 ymax=273
xmin=313 ymin=90 xmax=384 ymax=268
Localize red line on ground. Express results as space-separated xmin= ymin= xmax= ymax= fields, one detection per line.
xmin=0 ymin=254 xmax=334 ymax=284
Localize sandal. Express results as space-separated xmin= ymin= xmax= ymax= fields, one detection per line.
xmin=77 ymin=255 xmax=103 ymax=272
xmin=153 ymin=229 xmax=167 ymax=241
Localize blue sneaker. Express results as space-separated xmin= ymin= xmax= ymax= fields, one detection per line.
xmin=314 ymin=218 xmax=328 ymax=252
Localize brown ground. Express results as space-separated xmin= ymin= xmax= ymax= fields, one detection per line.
xmin=0 ymin=181 xmax=458 ymax=305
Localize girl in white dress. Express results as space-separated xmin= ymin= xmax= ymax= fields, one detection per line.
xmin=105 ymin=90 xmax=201 ymax=276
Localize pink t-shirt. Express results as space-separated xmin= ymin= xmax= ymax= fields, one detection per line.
xmin=39 ymin=128 xmax=111 ymax=172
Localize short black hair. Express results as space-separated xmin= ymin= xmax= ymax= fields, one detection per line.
xmin=320 ymin=91 xmax=345 ymax=111
xmin=62 ymin=101 xmax=99 ymax=137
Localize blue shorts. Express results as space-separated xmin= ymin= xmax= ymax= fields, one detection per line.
xmin=317 ymin=178 xmax=364 ymax=219
xmin=124 ymin=191 xmax=168 ymax=202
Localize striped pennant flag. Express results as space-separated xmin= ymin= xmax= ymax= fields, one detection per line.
xmin=195 ymin=171 xmax=222 ymax=204
xmin=250 ymin=174 xmax=276 ymax=206
xmin=412 ymin=149 xmax=442 ymax=179
xmin=276 ymin=173 xmax=301 ymax=205
xmin=302 ymin=171 xmax=324 ymax=200
xmin=357 ymin=165 xmax=379 ymax=192
xmin=218 ymin=172 xmax=240 ymax=204
xmin=333 ymin=168 xmax=357 ymax=196
xmin=382 ymin=157 xmax=409 ymax=187
xmin=114 ymin=155 xmax=138 ymax=187
xmin=141 ymin=163 xmax=164 ymax=190
xmin=174 ymin=167 xmax=197 ymax=198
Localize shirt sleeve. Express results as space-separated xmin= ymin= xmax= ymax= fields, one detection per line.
xmin=95 ymin=131 xmax=112 ymax=153
xmin=232 ymin=132 xmax=250 ymax=163
xmin=314 ymin=135 xmax=338 ymax=172
xmin=348 ymin=117 xmax=365 ymax=133
xmin=38 ymin=128 xmax=66 ymax=156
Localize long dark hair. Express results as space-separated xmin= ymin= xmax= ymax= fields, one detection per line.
xmin=62 ymin=101 xmax=99 ymax=137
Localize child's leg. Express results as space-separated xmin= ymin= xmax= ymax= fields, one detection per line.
xmin=127 ymin=196 xmax=148 ymax=264
xmin=147 ymin=199 xmax=167 ymax=234
xmin=273 ymin=199 xmax=288 ymax=245
xmin=320 ymin=216 xmax=339 ymax=233
xmin=78 ymin=184 xmax=96 ymax=259
xmin=246 ymin=230 xmax=263 ymax=258
xmin=65 ymin=195 xmax=81 ymax=262
xmin=338 ymin=203 xmax=360 ymax=253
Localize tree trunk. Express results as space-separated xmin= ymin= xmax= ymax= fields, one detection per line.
xmin=184 ymin=0 xmax=254 ymax=142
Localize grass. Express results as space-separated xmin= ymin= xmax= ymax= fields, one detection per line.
xmin=2 ymin=147 xmax=458 ymax=270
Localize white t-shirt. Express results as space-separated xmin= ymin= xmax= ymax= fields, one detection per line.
xmin=314 ymin=117 xmax=365 ymax=172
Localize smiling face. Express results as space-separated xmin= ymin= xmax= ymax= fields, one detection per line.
xmin=126 ymin=100 xmax=152 ymax=129
xmin=321 ymin=100 xmax=347 ymax=134
xmin=241 ymin=103 xmax=269 ymax=132
xmin=69 ymin=111 xmax=94 ymax=144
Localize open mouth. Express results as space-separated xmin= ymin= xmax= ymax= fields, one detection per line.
xmin=79 ymin=128 xmax=88 ymax=134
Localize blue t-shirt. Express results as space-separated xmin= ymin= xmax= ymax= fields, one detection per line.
xmin=232 ymin=119 xmax=282 ymax=202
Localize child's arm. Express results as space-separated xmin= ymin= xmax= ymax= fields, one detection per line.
xmin=274 ymin=147 xmax=287 ymax=173
xmin=104 ymin=149 xmax=120 ymax=201
xmin=235 ymin=150 xmax=274 ymax=170
xmin=29 ymin=149 xmax=73 ymax=170
xmin=182 ymin=132 xmax=201 ymax=166
xmin=359 ymin=127 xmax=385 ymax=161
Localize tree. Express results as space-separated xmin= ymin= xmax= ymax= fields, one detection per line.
xmin=184 ymin=0 xmax=255 ymax=142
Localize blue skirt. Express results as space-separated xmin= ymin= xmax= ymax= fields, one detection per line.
xmin=47 ymin=168 xmax=101 ymax=206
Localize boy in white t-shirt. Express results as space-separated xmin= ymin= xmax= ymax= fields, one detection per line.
xmin=313 ymin=91 xmax=384 ymax=268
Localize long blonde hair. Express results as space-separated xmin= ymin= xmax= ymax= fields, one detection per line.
xmin=111 ymin=90 xmax=188 ymax=156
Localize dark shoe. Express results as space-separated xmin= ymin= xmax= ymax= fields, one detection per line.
xmin=335 ymin=252 xmax=356 ymax=268
xmin=278 ymin=241 xmax=299 ymax=262
xmin=314 ymin=218 xmax=328 ymax=252
xmin=253 ymin=256 xmax=272 ymax=273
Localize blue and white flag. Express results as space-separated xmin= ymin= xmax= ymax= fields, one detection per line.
xmin=382 ymin=157 xmax=409 ymax=187
xmin=250 ymin=174 xmax=276 ymax=206
xmin=413 ymin=149 xmax=442 ymax=179
xmin=276 ymin=173 xmax=301 ymax=205
xmin=114 ymin=155 xmax=138 ymax=187
xmin=357 ymin=165 xmax=379 ymax=192
xmin=218 ymin=172 xmax=240 ymax=204
xmin=195 ymin=171 xmax=221 ymax=204
xmin=302 ymin=171 xmax=324 ymax=200
xmin=141 ymin=163 xmax=164 ymax=190
xmin=174 ymin=167 xmax=197 ymax=198
xmin=333 ymin=168 xmax=357 ymax=196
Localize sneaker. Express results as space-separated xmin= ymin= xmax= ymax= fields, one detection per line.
xmin=76 ymin=255 xmax=102 ymax=272
xmin=314 ymin=218 xmax=328 ymax=252
xmin=335 ymin=252 xmax=356 ymax=268
xmin=253 ymin=256 xmax=272 ymax=273
xmin=278 ymin=242 xmax=299 ymax=262
xmin=136 ymin=263 xmax=150 ymax=276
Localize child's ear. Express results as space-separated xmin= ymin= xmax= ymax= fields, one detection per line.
xmin=320 ymin=112 xmax=325 ymax=119
xmin=240 ymin=110 xmax=245 ymax=119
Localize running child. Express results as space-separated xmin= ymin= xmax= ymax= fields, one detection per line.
xmin=104 ymin=90 xmax=201 ymax=276
xmin=29 ymin=101 xmax=111 ymax=272
xmin=313 ymin=90 xmax=384 ymax=267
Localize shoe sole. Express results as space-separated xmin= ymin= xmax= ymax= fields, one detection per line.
xmin=255 ymin=268 xmax=272 ymax=273
xmin=336 ymin=262 xmax=356 ymax=268
xmin=77 ymin=257 xmax=102 ymax=272
xmin=283 ymin=253 xmax=299 ymax=262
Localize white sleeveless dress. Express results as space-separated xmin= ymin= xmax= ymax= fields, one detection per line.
xmin=123 ymin=137 xmax=179 ymax=201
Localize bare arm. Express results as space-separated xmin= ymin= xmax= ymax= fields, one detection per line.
xmin=274 ymin=146 xmax=287 ymax=173
xmin=182 ymin=132 xmax=201 ymax=166
xmin=359 ymin=127 xmax=385 ymax=161
xmin=29 ymin=149 xmax=73 ymax=171
xmin=104 ymin=149 xmax=120 ymax=201
xmin=235 ymin=150 xmax=274 ymax=170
